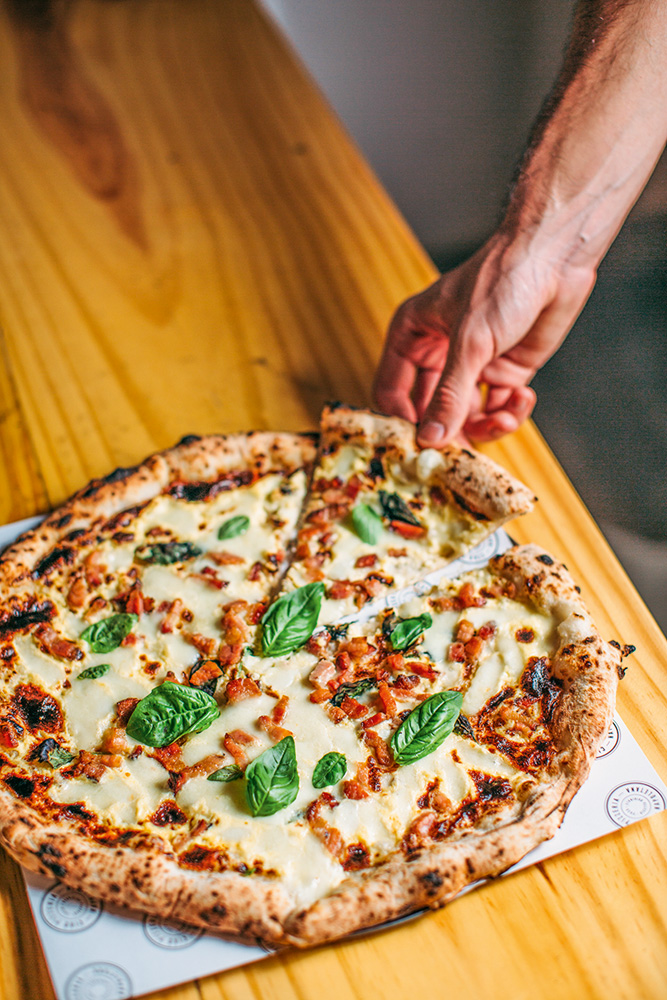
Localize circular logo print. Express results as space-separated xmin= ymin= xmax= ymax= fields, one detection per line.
xmin=458 ymin=532 xmax=505 ymax=567
xmin=65 ymin=963 xmax=132 ymax=1000
xmin=597 ymin=721 xmax=621 ymax=759
xmin=40 ymin=883 xmax=102 ymax=933
xmin=143 ymin=915 xmax=203 ymax=949
xmin=605 ymin=782 xmax=666 ymax=828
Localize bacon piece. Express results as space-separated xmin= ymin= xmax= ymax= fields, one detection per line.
xmin=448 ymin=642 xmax=466 ymax=663
xmin=355 ymin=554 xmax=377 ymax=569
xmin=226 ymin=677 xmax=261 ymax=703
xmin=191 ymin=568 xmax=227 ymax=590
xmin=100 ymin=726 xmax=129 ymax=755
xmin=382 ymin=652 xmax=406 ymax=673
xmin=465 ymin=636 xmax=484 ymax=660
xmin=218 ymin=643 xmax=243 ymax=667
xmin=66 ymin=576 xmax=88 ymax=611
xmin=458 ymin=582 xmax=486 ymax=609
xmin=272 ymin=695 xmax=289 ymax=725
xmin=343 ymin=637 xmax=375 ymax=663
xmin=34 ymin=624 xmax=82 ymax=662
xmin=342 ymin=779 xmax=368 ymax=800
xmin=430 ymin=595 xmax=455 ymax=612
xmin=170 ymin=753 xmax=226 ymax=793
xmin=220 ymin=602 xmax=250 ymax=645
xmin=306 ymin=503 xmax=349 ymax=525
xmin=223 ymin=729 xmax=257 ymax=768
xmin=208 ymin=550 xmax=245 ymax=566
xmin=303 ymin=555 xmax=326 ymax=582
xmin=84 ymin=551 xmax=105 ymax=588
xmin=115 ymin=698 xmax=139 ymax=726
xmin=328 ymin=579 xmax=355 ymax=600
xmin=309 ymin=659 xmax=336 ymax=687
xmin=152 ymin=741 xmax=186 ymax=771
xmin=247 ymin=602 xmax=266 ymax=625
xmin=388 ymin=520 xmax=425 ymax=539
xmin=455 ymin=619 xmax=475 ymax=643
xmin=125 ymin=587 xmax=146 ymax=616
xmin=149 ymin=800 xmax=188 ymax=826
xmin=68 ymin=750 xmax=121 ymax=781
xmin=363 ymin=729 xmax=394 ymax=768
xmin=160 ymin=598 xmax=184 ymax=634
xmin=362 ymin=712 xmax=386 ymax=729
xmin=248 ymin=561 xmax=263 ymax=582
xmin=183 ymin=632 xmax=218 ymax=657
xmin=403 ymin=810 xmax=438 ymax=852
xmin=387 ymin=547 xmax=408 ymax=558
xmin=378 ymin=681 xmax=397 ymax=718
xmin=258 ymin=716 xmax=292 ymax=742
xmin=85 ymin=596 xmax=108 ymax=619
xmin=325 ymin=703 xmax=346 ymax=724
xmin=189 ymin=659 xmax=223 ymax=689
xmin=478 ymin=621 xmax=498 ymax=640
xmin=309 ymin=687 xmax=333 ymax=704
xmin=306 ymin=792 xmax=344 ymax=859
xmin=340 ymin=696 xmax=369 ymax=720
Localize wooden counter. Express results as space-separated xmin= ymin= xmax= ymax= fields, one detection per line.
xmin=0 ymin=2 xmax=665 ymax=998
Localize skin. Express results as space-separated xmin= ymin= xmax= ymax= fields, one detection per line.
xmin=374 ymin=0 xmax=667 ymax=447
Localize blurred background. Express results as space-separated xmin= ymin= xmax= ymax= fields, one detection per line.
xmin=264 ymin=0 xmax=667 ymax=635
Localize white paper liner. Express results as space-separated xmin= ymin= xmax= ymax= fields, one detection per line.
xmin=0 ymin=517 xmax=663 ymax=1000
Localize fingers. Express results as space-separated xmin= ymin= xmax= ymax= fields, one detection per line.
xmin=463 ymin=385 xmax=536 ymax=442
xmin=416 ymin=324 xmax=492 ymax=446
xmin=373 ymin=348 xmax=418 ymax=423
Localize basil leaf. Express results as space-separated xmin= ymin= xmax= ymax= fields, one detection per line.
xmin=312 ymin=752 xmax=347 ymax=789
xmin=261 ymin=583 xmax=325 ymax=657
xmin=77 ymin=663 xmax=111 ymax=680
xmin=80 ymin=614 xmax=138 ymax=654
xmin=48 ymin=746 xmax=75 ymax=769
xmin=350 ymin=504 xmax=383 ymax=545
xmin=378 ymin=490 xmax=421 ymax=527
xmin=218 ymin=515 xmax=250 ymax=540
xmin=245 ymin=736 xmax=299 ymax=817
xmin=390 ymin=691 xmax=463 ymax=765
xmin=135 ymin=541 xmax=203 ymax=565
xmin=330 ymin=677 xmax=377 ymax=707
xmin=389 ymin=613 xmax=433 ymax=651
xmin=326 ymin=623 xmax=349 ymax=642
xmin=207 ymin=764 xmax=243 ymax=783
xmin=126 ymin=681 xmax=220 ymax=747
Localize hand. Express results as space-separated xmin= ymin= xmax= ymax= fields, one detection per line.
xmin=373 ymin=230 xmax=597 ymax=447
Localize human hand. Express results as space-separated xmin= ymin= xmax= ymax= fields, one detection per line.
xmin=373 ymin=230 xmax=597 ymax=447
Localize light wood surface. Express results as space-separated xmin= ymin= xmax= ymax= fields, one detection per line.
xmin=0 ymin=2 xmax=665 ymax=999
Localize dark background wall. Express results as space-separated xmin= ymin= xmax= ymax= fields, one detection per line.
xmin=265 ymin=0 xmax=667 ymax=632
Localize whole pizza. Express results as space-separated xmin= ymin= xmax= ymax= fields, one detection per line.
xmin=0 ymin=406 xmax=624 ymax=946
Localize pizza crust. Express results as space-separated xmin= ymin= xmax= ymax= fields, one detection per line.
xmin=0 ymin=431 xmax=317 ymax=587
xmin=322 ymin=403 xmax=536 ymax=521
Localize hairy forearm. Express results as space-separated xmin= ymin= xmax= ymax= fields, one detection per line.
xmin=505 ymin=0 xmax=667 ymax=267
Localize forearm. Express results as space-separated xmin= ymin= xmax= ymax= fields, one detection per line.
xmin=504 ymin=0 xmax=667 ymax=268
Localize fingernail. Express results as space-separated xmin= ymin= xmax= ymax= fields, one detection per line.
xmin=418 ymin=421 xmax=445 ymax=446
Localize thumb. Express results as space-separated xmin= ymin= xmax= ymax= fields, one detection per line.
xmin=416 ymin=328 xmax=487 ymax=447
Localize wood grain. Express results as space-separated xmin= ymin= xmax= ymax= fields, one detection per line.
xmin=0 ymin=2 xmax=665 ymax=999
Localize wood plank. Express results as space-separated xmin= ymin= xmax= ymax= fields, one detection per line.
xmin=0 ymin=2 xmax=665 ymax=999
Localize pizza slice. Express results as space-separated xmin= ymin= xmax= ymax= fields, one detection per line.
xmin=279 ymin=404 xmax=536 ymax=630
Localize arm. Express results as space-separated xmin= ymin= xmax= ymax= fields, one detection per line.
xmin=374 ymin=0 xmax=667 ymax=446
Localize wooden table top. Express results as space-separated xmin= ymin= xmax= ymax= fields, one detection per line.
xmin=0 ymin=2 xmax=665 ymax=998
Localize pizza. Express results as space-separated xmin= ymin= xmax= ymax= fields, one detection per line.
xmin=0 ymin=410 xmax=624 ymax=949
xmin=282 ymin=404 xmax=536 ymax=624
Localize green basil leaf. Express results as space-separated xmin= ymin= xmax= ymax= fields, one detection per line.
xmin=389 ymin=613 xmax=433 ymax=651
xmin=48 ymin=746 xmax=75 ymax=769
xmin=76 ymin=663 xmax=111 ymax=680
xmin=312 ymin=752 xmax=347 ymax=789
xmin=390 ymin=690 xmax=463 ymax=765
xmin=135 ymin=541 xmax=203 ymax=565
xmin=261 ymin=583 xmax=325 ymax=657
xmin=126 ymin=681 xmax=220 ymax=747
xmin=218 ymin=515 xmax=250 ymax=540
xmin=207 ymin=764 xmax=243 ymax=783
xmin=378 ymin=490 xmax=422 ymax=527
xmin=245 ymin=736 xmax=299 ymax=817
xmin=330 ymin=677 xmax=377 ymax=707
xmin=80 ymin=614 xmax=138 ymax=654
xmin=350 ymin=504 xmax=383 ymax=545
xmin=453 ymin=714 xmax=476 ymax=741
